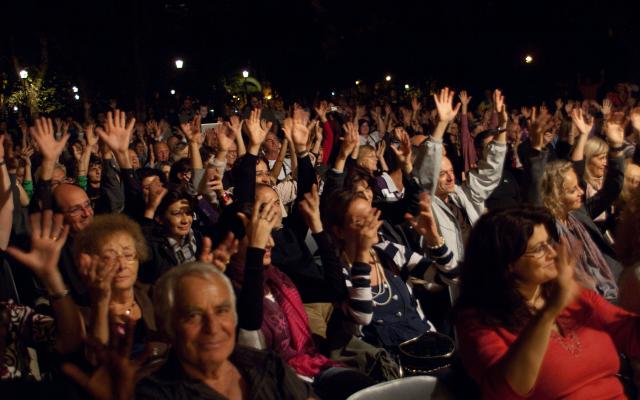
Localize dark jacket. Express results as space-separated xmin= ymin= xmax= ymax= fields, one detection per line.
xmin=136 ymin=347 xmax=314 ymax=400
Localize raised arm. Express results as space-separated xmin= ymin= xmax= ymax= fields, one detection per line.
xmin=6 ymin=211 xmax=83 ymax=354
xmin=180 ymin=114 xmax=203 ymax=170
xmin=459 ymin=90 xmax=478 ymax=172
xmin=569 ymin=108 xmax=593 ymax=162
xmin=95 ymin=110 xmax=135 ymax=170
xmin=229 ymin=115 xmax=246 ymax=157
xmin=77 ymin=123 xmax=98 ymax=181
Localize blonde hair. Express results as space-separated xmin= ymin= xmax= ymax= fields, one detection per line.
xmin=74 ymin=214 xmax=149 ymax=262
xmin=541 ymin=160 xmax=574 ymax=220
xmin=356 ymin=145 xmax=376 ymax=168
xmin=583 ymin=137 xmax=608 ymax=188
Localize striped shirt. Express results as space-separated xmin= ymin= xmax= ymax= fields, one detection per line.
xmin=341 ymin=239 xmax=458 ymax=329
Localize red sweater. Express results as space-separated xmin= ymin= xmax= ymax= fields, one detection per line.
xmin=458 ymin=289 xmax=640 ymax=399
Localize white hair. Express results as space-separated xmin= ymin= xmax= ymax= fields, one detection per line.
xmin=153 ymin=261 xmax=237 ymax=340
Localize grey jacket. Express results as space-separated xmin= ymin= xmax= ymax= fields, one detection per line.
xmin=413 ymin=138 xmax=507 ymax=265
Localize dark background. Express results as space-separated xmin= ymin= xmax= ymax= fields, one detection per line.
xmin=1 ymin=0 xmax=638 ymax=110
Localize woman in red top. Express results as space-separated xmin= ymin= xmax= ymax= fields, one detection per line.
xmin=454 ymin=206 xmax=640 ymax=399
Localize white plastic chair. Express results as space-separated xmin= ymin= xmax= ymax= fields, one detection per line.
xmin=346 ymin=375 xmax=453 ymax=400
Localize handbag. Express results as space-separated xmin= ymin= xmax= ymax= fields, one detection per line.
xmin=397 ymin=331 xmax=455 ymax=376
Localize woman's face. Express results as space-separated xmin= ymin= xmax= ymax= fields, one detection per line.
xmin=162 ymin=199 xmax=193 ymax=239
xmin=359 ymin=121 xmax=370 ymax=136
xmin=561 ymin=169 xmax=584 ymax=212
xmin=99 ymin=232 xmax=139 ymax=291
xmin=357 ymin=150 xmax=378 ymax=173
xmin=587 ymin=153 xmax=607 ymax=179
xmin=511 ymin=225 xmax=558 ymax=287
xmin=340 ymin=198 xmax=375 ymax=243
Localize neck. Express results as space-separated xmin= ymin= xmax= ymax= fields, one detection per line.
xmin=181 ymin=358 xmax=228 ymax=382
xmin=110 ymin=287 xmax=135 ymax=305
xmin=436 ymin=191 xmax=449 ymax=203
xmin=89 ymin=181 xmax=100 ymax=189
xmin=343 ymin=243 xmax=373 ymax=265
xmin=516 ymin=281 xmax=543 ymax=308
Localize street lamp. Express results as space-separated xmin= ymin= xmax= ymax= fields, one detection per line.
xmin=74 ymin=94 xmax=80 ymax=101
xmin=355 ymin=80 xmax=361 ymax=85
xmin=385 ymin=75 xmax=392 ymax=82
xmin=524 ymin=55 xmax=533 ymax=64
xmin=19 ymin=70 xmax=28 ymax=79
xmin=175 ymin=59 xmax=184 ymax=69
xmin=72 ymin=86 xmax=79 ymax=93
xmin=242 ymin=70 xmax=249 ymax=78
xmin=170 ymin=89 xmax=176 ymax=95
xmin=404 ymin=84 xmax=410 ymax=90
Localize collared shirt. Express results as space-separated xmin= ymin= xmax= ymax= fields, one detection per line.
xmin=167 ymin=229 xmax=197 ymax=264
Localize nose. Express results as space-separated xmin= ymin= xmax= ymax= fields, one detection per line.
xmin=202 ymin=313 xmax=219 ymax=334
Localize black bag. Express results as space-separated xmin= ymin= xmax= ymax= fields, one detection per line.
xmin=397 ymin=331 xmax=455 ymax=376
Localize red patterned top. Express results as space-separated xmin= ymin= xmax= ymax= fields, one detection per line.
xmin=457 ymin=289 xmax=640 ymax=399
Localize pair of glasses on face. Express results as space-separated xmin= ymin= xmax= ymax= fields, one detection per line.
xmin=65 ymin=200 xmax=92 ymax=217
xmin=523 ymin=239 xmax=556 ymax=259
xmin=100 ymin=250 xmax=137 ymax=266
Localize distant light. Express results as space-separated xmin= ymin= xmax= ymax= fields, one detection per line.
xmin=74 ymin=94 xmax=80 ymax=100
xmin=242 ymin=70 xmax=249 ymax=78
xmin=175 ymin=59 xmax=184 ymax=69
xmin=524 ymin=55 xmax=533 ymax=64
xmin=385 ymin=75 xmax=392 ymax=82
xmin=170 ymin=89 xmax=176 ymax=95
xmin=331 ymin=91 xmax=335 ymax=96
xmin=355 ymin=80 xmax=361 ymax=85
xmin=12 ymin=106 xmax=18 ymax=112
xmin=72 ymin=86 xmax=78 ymax=93
xmin=19 ymin=70 xmax=28 ymax=79
xmin=265 ymin=95 xmax=273 ymax=100
xmin=209 ymin=109 xmax=214 ymax=113
xmin=404 ymin=84 xmax=410 ymax=90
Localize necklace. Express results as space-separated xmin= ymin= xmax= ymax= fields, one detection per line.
xmin=342 ymin=249 xmax=393 ymax=307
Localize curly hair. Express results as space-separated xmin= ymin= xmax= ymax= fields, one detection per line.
xmin=583 ymin=137 xmax=609 ymax=189
xmin=74 ymin=213 xmax=149 ymax=262
xmin=616 ymin=185 xmax=640 ymax=267
xmin=541 ymin=160 xmax=574 ymax=220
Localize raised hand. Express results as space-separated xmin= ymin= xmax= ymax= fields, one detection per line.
xmin=146 ymin=120 xmax=161 ymax=141
xmin=244 ymin=108 xmax=267 ymax=155
xmin=601 ymin=98 xmax=613 ymax=118
xmin=260 ymin=119 xmax=273 ymax=136
xmin=6 ymin=211 xmax=69 ymax=283
xmin=215 ymin=124 xmax=235 ymax=152
xmin=315 ymin=101 xmax=329 ymax=122
xmin=433 ymin=87 xmax=461 ymax=124
xmin=79 ymin=253 xmax=117 ymax=305
xmin=570 ymin=108 xmax=593 ymax=136
xmin=199 ymin=233 xmax=239 ymax=272
xmin=528 ymin=108 xmax=553 ymax=151
xmin=30 ymin=117 xmax=70 ymax=162
xmin=299 ymin=184 xmax=322 ymax=233
xmin=229 ymin=115 xmax=243 ymax=138
xmin=493 ymin=89 xmax=505 ymax=113
xmin=355 ymin=209 xmax=383 ymax=259
xmin=180 ymin=114 xmax=202 ymax=144
xmin=411 ymin=97 xmax=422 ymax=113
xmin=405 ymin=192 xmax=441 ymax=247
xmin=239 ymin=198 xmax=278 ymax=249
xmin=95 ymin=110 xmax=136 ymax=167
xmin=544 ymin=238 xmax=580 ymax=318
xmin=604 ymin=113 xmax=625 ymax=147
xmin=85 ymin=123 xmax=99 ymax=149
xmin=143 ymin=186 xmax=168 ymax=219
xmin=390 ymin=127 xmax=412 ymax=173
xmin=62 ymin=319 xmax=151 ymax=400
xmin=564 ymin=100 xmax=575 ymax=115
xmin=292 ymin=109 xmax=311 ymax=153
xmin=459 ymin=90 xmax=472 ymax=113
xmin=340 ymin=122 xmax=359 ymax=159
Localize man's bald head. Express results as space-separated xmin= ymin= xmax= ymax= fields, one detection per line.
xmin=53 ymin=183 xmax=94 ymax=233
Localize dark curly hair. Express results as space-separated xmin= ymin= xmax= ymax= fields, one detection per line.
xmin=453 ymin=206 xmax=558 ymax=331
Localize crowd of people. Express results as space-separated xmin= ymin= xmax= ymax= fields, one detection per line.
xmin=1 ymin=79 xmax=640 ymax=399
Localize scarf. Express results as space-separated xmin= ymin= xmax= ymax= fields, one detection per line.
xmin=556 ymin=214 xmax=618 ymax=301
xmin=263 ymin=265 xmax=335 ymax=377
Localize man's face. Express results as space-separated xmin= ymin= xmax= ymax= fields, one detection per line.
xmin=155 ymin=143 xmax=170 ymax=162
xmin=173 ymin=275 xmax=236 ymax=374
xmin=56 ymin=185 xmax=94 ymax=233
xmin=88 ymin=163 xmax=102 ymax=184
xmin=263 ymin=133 xmax=281 ymax=155
xmin=51 ymin=167 xmax=69 ymax=190
xmin=436 ymin=157 xmax=456 ymax=197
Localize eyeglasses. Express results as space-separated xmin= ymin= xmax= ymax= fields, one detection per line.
xmin=523 ymin=239 xmax=556 ymax=259
xmin=100 ymin=250 xmax=137 ymax=266
xmin=65 ymin=200 xmax=93 ymax=217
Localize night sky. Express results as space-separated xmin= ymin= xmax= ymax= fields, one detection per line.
xmin=2 ymin=0 xmax=638 ymax=108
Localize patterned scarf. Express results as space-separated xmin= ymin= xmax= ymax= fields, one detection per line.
xmin=556 ymin=214 xmax=618 ymax=301
xmin=263 ymin=265 xmax=335 ymax=377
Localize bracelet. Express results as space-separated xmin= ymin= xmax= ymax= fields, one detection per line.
xmin=0 ymin=159 xmax=5 ymax=166
xmin=609 ymin=144 xmax=625 ymax=152
xmin=48 ymin=289 xmax=70 ymax=301
xmin=298 ymin=151 xmax=310 ymax=158
xmin=425 ymin=236 xmax=445 ymax=250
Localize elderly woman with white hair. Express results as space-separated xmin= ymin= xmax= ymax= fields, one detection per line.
xmin=135 ymin=261 xmax=315 ymax=399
